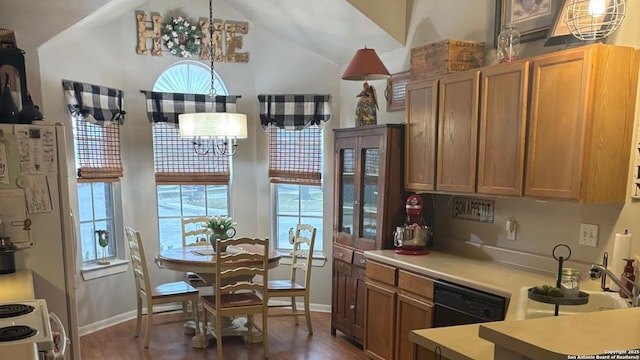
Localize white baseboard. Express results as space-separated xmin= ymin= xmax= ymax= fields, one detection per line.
xmin=79 ymin=302 xmax=331 ymax=337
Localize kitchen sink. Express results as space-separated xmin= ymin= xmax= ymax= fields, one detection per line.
xmin=514 ymin=286 xmax=629 ymax=320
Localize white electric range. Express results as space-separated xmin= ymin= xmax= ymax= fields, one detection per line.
xmin=0 ymin=299 xmax=66 ymax=360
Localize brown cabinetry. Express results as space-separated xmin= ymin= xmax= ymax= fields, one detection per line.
xmin=331 ymin=125 xmax=405 ymax=344
xmin=477 ymin=61 xmax=529 ymax=196
xmin=404 ymin=44 xmax=637 ymax=203
xmin=405 ymin=78 xmax=438 ymax=191
xmin=365 ymin=260 xmax=434 ymax=360
xmin=437 ymin=70 xmax=480 ymax=193
xmin=525 ymin=44 xmax=638 ymax=203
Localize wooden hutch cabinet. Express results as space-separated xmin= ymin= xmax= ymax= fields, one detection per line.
xmin=331 ymin=124 xmax=405 ymax=344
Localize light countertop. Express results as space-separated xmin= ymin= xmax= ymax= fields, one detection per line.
xmin=0 ymin=270 xmax=35 ymax=302
xmin=479 ymin=307 xmax=640 ymax=359
xmin=364 ymin=250 xmax=622 ymax=360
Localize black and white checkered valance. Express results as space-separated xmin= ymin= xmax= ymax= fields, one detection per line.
xmin=258 ymin=94 xmax=331 ymax=130
xmin=62 ymin=80 xmax=126 ymax=125
xmin=140 ymin=91 xmax=241 ymax=125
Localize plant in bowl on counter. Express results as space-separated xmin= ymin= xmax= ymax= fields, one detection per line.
xmin=531 ymin=284 xmax=564 ymax=297
xmin=204 ymin=215 xmax=237 ymax=251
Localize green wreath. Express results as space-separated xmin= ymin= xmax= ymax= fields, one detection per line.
xmin=162 ymin=17 xmax=202 ymax=58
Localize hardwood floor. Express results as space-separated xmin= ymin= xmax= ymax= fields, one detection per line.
xmin=79 ymin=310 xmax=369 ymax=359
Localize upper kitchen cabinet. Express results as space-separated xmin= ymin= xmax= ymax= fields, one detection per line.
xmin=405 ymin=77 xmax=439 ymax=192
xmin=477 ymin=60 xmax=529 ymax=196
xmin=436 ymin=70 xmax=480 ymax=193
xmin=333 ymin=124 xmax=405 ymax=251
xmin=525 ymin=44 xmax=639 ymax=203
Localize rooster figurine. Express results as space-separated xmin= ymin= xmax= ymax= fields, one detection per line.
xmin=355 ymin=82 xmax=378 ymax=126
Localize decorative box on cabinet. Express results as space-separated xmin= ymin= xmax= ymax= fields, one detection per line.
xmin=364 ymin=260 xmax=434 ymax=360
xmin=525 ymin=44 xmax=639 ymax=203
xmin=331 ymin=124 xmax=405 ymax=344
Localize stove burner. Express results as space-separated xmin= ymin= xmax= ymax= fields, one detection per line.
xmin=0 ymin=304 xmax=35 ymax=318
xmin=0 ymin=325 xmax=38 ymax=342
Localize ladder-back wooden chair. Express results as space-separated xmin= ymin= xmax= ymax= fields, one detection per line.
xmin=181 ymin=217 xmax=211 ymax=288
xmin=125 ymin=226 xmax=200 ymax=348
xmin=200 ymin=237 xmax=270 ymax=359
xmin=265 ymin=224 xmax=316 ymax=334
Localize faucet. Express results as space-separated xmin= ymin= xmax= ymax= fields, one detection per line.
xmin=589 ymin=264 xmax=640 ymax=307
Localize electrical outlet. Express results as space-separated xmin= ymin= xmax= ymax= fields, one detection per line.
xmin=579 ymin=223 xmax=599 ymax=247
xmin=506 ymin=219 xmax=517 ymax=241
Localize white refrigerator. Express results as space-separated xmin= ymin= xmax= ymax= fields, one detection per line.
xmin=0 ymin=123 xmax=80 ymax=360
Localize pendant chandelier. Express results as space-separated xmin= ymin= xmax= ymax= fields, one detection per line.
xmin=564 ymin=0 xmax=626 ymax=41
xmin=178 ymin=0 xmax=247 ymax=156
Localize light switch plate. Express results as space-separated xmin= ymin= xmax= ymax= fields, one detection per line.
xmin=579 ymin=223 xmax=599 ymax=247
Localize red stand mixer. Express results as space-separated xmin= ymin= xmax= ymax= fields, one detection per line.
xmin=394 ymin=194 xmax=433 ymax=255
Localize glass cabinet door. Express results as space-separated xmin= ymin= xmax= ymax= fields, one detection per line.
xmin=360 ymin=148 xmax=379 ymax=240
xmin=339 ymin=148 xmax=356 ymax=240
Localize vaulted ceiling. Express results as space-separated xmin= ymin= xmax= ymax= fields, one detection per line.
xmin=0 ymin=0 xmax=404 ymax=65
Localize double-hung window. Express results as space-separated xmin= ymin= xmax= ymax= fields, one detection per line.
xmin=259 ymin=94 xmax=332 ymax=252
xmin=148 ymin=61 xmax=233 ymax=251
xmin=63 ymin=80 xmax=125 ymax=265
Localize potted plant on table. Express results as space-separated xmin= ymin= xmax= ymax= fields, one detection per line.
xmin=205 ymin=215 xmax=236 ymax=252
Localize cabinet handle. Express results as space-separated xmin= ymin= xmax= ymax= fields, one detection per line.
xmin=354 ymin=200 xmax=360 ymax=205
xmin=359 ymin=258 xmax=366 ymax=264
xmin=349 ymin=304 xmax=355 ymax=310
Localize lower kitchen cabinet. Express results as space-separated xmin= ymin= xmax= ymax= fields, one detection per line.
xmin=331 ymin=246 xmax=367 ymax=343
xmin=365 ymin=260 xmax=434 ymax=360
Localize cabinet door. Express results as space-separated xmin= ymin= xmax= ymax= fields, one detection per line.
xmin=395 ymin=294 xmax=433 ymax=360
xmin=352 ymin=265 xmax=367 ymax=342
xmin=477 ymin=61 xmax=529 ymax=196
xmin=405 ymin=78 xmax=439 ymax=191
xmin=356 ymin=135 xmax=385 ymax=251
xmin=331 ymin=259 xmax=354 ymax=336
xmin=334 ymin=137 xmax=358 ymax=247
xmin=525 ymin=47 xmax=590 ymax=199
xmin=437 ymin=71 xmax=480 ymax=193
xmin=365 ymin=281 xmax=396 ymax=360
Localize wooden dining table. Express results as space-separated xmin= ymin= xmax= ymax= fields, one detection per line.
xmin=156 ymin=245 xmax=281 ymax=348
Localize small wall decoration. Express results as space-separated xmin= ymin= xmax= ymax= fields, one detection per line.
xmin=135 ymin=11 xmax=249 ymax=63
xmin=452 ymin=197 xmax=495 ymax=223
xmin=135 ymin=11 xmax=162 ymax=56
xmin=162 ymin=17 xmax=202 ymax=58
xmin=494 ymin=0 xmax=559 ymax=43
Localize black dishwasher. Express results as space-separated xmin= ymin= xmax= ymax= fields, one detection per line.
xmin=433 ymin=280 xmax=506 ymax=327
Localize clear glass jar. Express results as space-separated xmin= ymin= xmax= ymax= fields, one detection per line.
xmin=559 ymin=268 xmax=581 ymax=296
xmin=497 ymin=24 xmax=521 ymax=63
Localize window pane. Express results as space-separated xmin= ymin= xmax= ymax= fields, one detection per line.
xmin=157 ymin=185 xmax=181 ymax=217
xmin=300 ymin=185 xmax=322 ymax=215
xmin=157 ymin=184 xmax=230 ymax=251
xmin=80 ymin=222 xmax=96 ymax=262
xmin=277 ymin=184 xmax=299 ymax=215
xmin=277 ymin=216 xmax=298 ymax=251
xmin=206 ymin=185 xmax=228 ymax=215
xmin=182 ymin=185 xmax=206 ymax=216
xmin=301 ymin=216 xmax=323 ymax=250
xmin=159 ymin=217 xmax=182 ymax=251
xmin=92 ymin=183 xmax=112 ymax=220
xmin=77 ymin=183 xmax=94 ymax=222
xmin=362 ymin=148 xmax=379 ymax=239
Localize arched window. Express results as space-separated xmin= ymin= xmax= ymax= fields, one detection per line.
xmin=152 ymin=60 xmax=231 ymax=251
xmin=153 ymin=60 xmax=229 ymax=95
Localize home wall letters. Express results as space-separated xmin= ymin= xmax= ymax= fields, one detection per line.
xmin=135 ymin=11 xmax=249 ymax=63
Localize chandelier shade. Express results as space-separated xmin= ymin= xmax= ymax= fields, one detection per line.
xmin=178 ymin=112 xmax=248 ymax=139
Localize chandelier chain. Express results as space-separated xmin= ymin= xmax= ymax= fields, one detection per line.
xmin=209 ymin=0 xmax=216 ymax=98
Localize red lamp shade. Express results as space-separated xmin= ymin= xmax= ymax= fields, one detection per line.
xmin=341 ymin=47 xmax=390 ymax=81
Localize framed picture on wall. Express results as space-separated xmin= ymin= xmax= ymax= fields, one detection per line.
xmin=495 ymin=0 xmax=559 ymax=43
xmin=544 ymin=0 xmax=593 ymax=46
